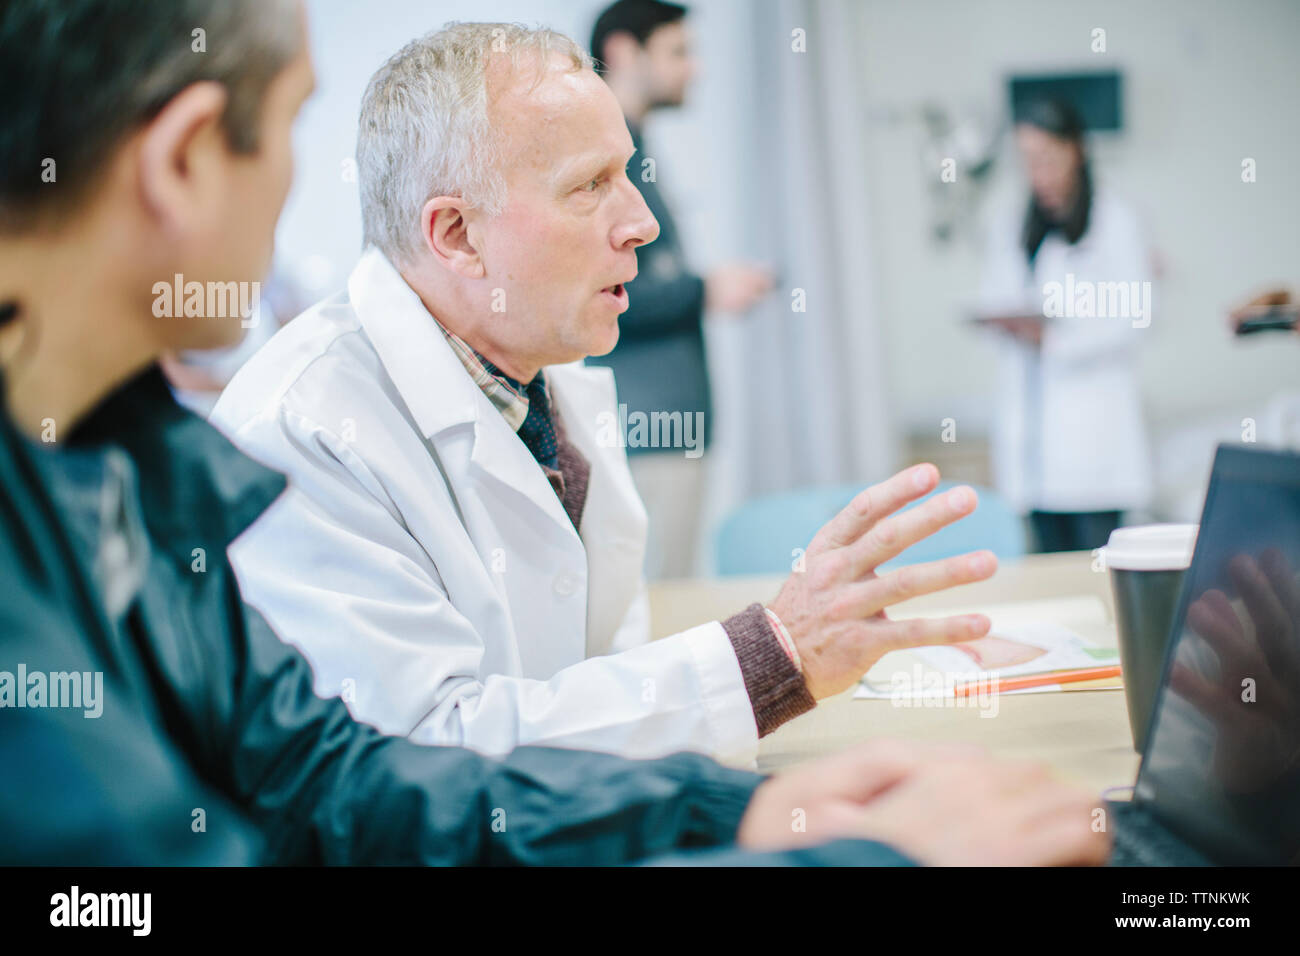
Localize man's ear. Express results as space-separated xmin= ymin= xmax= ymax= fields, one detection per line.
xmin=137 ymin=80 xmax=229 ymax=235
xmin=421 ymin=196 xmax=485 ymax=279
xmin=599 ymin=31 xmax=642 ymax=72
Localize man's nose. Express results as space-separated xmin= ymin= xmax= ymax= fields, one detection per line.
xmin=613 ymin=182 xmax=660 ymax=249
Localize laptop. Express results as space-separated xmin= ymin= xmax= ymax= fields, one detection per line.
xmin=1109 ymin=444 xmax=1300 ymax=866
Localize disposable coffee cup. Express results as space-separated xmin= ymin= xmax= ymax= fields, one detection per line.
xmin=1102 ymin=524 xmax=1198 ymax=753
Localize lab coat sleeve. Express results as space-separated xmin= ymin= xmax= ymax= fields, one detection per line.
xmin=1040 ymin=311 xmax=1142 ymax=370
xmin=974 ymin=210 xmax=1039 ymax=368
xmin=608 ymin=579 xmax=654 ymax=654
xmin=977 ymin=209 xmax=1034 ymax=313
xmin=224 ymin=409 xmax=761 ymax=765
xmin=1040 ymin=203 xmax=1153 ymax=369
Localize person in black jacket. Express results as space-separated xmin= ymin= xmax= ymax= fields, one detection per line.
xmin=0 ymin=0 xmax=1108 ymax=867
xmin=587 ymin=0 xmax=776 ymax=578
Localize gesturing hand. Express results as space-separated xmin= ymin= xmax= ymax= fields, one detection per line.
xmin=769 ymin=463 xmax=997 ymax=699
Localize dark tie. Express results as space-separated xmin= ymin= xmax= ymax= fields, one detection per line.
xmin=515 ymin=375 xmax=559 ymax=470
xmin=477 ymin=355 xmax=560 ymax=470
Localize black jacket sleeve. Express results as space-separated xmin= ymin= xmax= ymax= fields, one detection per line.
xmin=645 ymin=840 xmax=918 ymax=867
xmin=221 ymin=601 xmax=766 ymax=865
xmin=1 ymin=582 xmax=914 ymax=867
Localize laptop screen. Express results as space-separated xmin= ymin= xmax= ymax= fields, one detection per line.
xmin=1135 ymin=444 xmax=1300 ymax=865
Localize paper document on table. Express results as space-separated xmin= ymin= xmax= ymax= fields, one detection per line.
xmin=854 ymin=595 xmax=1121 ymax=700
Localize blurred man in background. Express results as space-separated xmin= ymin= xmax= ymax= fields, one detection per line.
xmin=588 ymin=0 xmax=775 ymax=578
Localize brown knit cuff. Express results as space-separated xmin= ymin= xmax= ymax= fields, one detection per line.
xmin=721 ymin=603 xmax=816 ymax=737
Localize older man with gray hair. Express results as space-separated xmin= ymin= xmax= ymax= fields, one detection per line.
xmin=212 ymin=22 xmax=997 ymax=763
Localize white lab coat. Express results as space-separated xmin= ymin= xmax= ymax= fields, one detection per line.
xmin=978 ymin=188 xmax=1154 ymax=514
xmin=210 ymin=247 xmax=758 ymax=763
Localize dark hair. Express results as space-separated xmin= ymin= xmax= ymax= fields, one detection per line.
xmin=590 ymin=0 xmax=688 ymax=75
xmin=1016 ymin=98 xmax=1092 ymax=265
xmin=0 ymin=0 xmax=300 ymax=232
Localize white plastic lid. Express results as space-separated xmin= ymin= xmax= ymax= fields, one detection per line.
xmin=1102 ymin=524 xmax=1199 ymax=571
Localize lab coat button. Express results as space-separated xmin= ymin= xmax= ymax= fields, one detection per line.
xmin=553 ymin=570 xmax=580 ymax=597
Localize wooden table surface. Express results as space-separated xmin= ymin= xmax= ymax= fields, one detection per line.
xmin=648 ymin=551 xmax=1142 ymax=793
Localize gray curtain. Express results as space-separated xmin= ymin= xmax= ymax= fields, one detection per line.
xmin=695 ymin=0 xmax=899 ymax=568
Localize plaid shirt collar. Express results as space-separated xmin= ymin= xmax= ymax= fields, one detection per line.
xmin=431 ymin=317 xmax=585 ymax=525
xmin=434 ymin=320 xmax=544 ymax=433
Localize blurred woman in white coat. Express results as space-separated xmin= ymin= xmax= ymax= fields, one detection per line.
xmin=979 ymin=99 xmax=1154 ymax=553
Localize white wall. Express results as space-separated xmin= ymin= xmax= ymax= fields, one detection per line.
xmin=853 ymin=0 xmax=1300 ymax=441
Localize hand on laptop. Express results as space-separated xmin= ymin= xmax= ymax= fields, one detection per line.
xmin=738 ymin=739 xmax=1111 ymax=865
xmin=769 ymin=463 xmax=997 ymax=699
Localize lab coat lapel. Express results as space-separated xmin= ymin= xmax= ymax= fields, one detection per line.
xmin=547 ymin=361 xmax=648 ymax=654
xmin=466 ymin=398 xmax=578 ymax=543
xmin=347 ymin=247 xmax=579 ymax=543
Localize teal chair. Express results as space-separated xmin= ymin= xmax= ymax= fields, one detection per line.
xmin=714 ymin=480 xmax=1025 ymax=577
